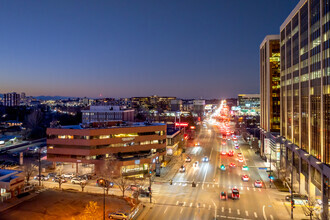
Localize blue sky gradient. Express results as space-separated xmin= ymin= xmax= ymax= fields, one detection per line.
xmin=0 ymin=0 xmax=299 ymax=98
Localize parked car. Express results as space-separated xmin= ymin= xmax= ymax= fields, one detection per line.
xmin=52 ymin=177 xmax=67 ymax=183
xmin=96 ymin=179 xmax=113 ymax=187
xmin=34 ymin=175 xmax=49 ymax=181
xmin=62 ymin=173 xmax=75 ymax=178
xmin=285 ymin=194 xmax=308 ymax=202
xmin=47 ymin=173 xmax=57 ymax=178
xmin=108 ymin=212 xmax=128 ymax=220
xmin=71 ymin=178 xmax=86 ymax=184
xmin=126 ymin=185 xmax=141 ymax=191
xmin=220 ymin=191 xmax=227 ymax=200
xmin=254 ymin=180 xmax=263 ymax=188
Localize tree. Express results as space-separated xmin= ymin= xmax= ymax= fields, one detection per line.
xmin=23 ymin=161 xmax=36 ymax=184
xmin=100 ymin=157 xmax=117 ymax=195
xmin=71 ymin=201 xmax=102 ymax=220
xmin=302 ymin=198 xmax=323 ymax=220
xmin=114 ymin=175 xmax=130 ymax=197
xmin=80 ymin=182 xmax=87 ymax=192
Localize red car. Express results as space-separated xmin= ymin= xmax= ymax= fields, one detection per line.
xmin=228 ymin=150 xmax=234 ymax=156
xmin=229 ymin=162 xmax=236 ymax=168
xmin=220 ymin=192 xmax=227 ymax=200
xmin=231 ymin=188 xmax=240 ymax=199
xmin=242 ymin=175 xmax=249 ymax=181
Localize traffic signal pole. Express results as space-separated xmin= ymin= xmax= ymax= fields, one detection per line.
xmin=291 ymin=164 xmax=294 ymax=219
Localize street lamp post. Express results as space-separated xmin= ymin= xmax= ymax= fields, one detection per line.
xmin=103 ymin=187 xmax=105 ymax=220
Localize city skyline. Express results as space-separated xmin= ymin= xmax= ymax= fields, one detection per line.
xmin=0 ymin=0 xmax=298 ymax=98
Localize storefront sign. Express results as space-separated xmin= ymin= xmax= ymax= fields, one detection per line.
xmin=122 ymin=137 xmax=135 ymax=141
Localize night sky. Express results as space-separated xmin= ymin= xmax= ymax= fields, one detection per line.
xmin=0 ymin=0 xmax=299 ymax=99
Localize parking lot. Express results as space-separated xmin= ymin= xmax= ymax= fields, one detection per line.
xmin=0 ymin=189 xmax=132 ymax=220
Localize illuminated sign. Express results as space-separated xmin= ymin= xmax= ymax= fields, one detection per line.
xmin=190 ymin=126 xmax=195 ymax=129
xmin=175 ymin=122 xmax=188 ymax=127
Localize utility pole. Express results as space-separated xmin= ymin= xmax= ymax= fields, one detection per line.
xmin=103 ymin=187 xmax=105 ymax=220
xmin=149 ymin=175 xmax=152 ymax=203
xmin=38 ymin=148 xmax=41 ymax=186
xmin=269 ymin=152 xmax=272 ymax=188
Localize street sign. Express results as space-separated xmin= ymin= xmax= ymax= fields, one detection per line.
xmin=258 ymin=167 xmax=267 ymax=170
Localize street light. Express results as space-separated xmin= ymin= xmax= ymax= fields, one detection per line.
xmin=98 ymin=178 xmax=106 ymax=220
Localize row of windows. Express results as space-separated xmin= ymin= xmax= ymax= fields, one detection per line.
xmin=49 ymin=131 xmax=165 ymax=140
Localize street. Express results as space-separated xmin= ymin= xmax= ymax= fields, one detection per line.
xmin=138 ymin=123 xmax=287 ymax=220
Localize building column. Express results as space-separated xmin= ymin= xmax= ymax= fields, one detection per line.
xmin=300 ymin=173 xmax=306 ymax=195
xmin=321 ymin=175 xmax=329 ymax=219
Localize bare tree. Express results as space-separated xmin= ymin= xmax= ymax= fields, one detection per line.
xmin=302 ymin=198 xmax=323 ymax=220
xmin=71 ymin=201 xmax=102 ymax=220
xmin=23 ymin=161 xmax=36 ymax=184
xmin=114 ymin=175 xmax=130 ymax=197
xmin=100 ymin=157 xmax=117 ymax=195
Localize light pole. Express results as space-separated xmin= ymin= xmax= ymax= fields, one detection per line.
xmin=103 ymin=187 xmax=105 ymax=220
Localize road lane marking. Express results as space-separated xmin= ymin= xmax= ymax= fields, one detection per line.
xmin=237 ymin=209 xmax=240 ymax=215
xmin=240 ymin=186 xmax=243 ymax=190
xmin=254 ymin=212 xmax=258 ymax=218
xmin=196 ymin=184 xmax=199 ymax=187
xmin=208 ymin=205 xmax=211 ymax=210
xmin=262 ymin=205 xmax=267 ymax=220
xmin=229 ymin=208 xmax=231 ymax=213
xmin=183 ymin=202 xmax=186 ymax=206
xmin=222 ymin=207 xmax=224 ymax=212
xmin=212 ymin=200 xmax=217 ymax=220
xmin=190 ymin=203 xmax=193 ymax=207
xmin=176 ymin=201 xmax=179 ymax=205
xmin=270 ymin=215 xmax=274 ymax=220
xmin=180 ymin=208 xmax=183 ymax=214
xmin=245 ymin=211 xmax=249 ymax=216
xmin=163 ymin=207 xmax=168 ymax=214
xmin=203 ymin=204 xmax=206 ymax=208
xmin=173 ymin=183 xmax=176 ymax=185
xmin=213 ymin=184 xmax=215 ymax=188
xmin=253 ymin=188 xmax=256 ymax=191
xmin=207 ymin=184 xmax=209 ymax=187
xmin=179 ymin=183 xmax=181 ymax=186
xmin=247 ymin=187 xmax=249 ymax=190
xmin=258 ymin=189 xmax=261 ymax=192
xmin=218 ymin=185 xmax=219 ymax=188
xmin=202 ymin=147 xmax=213 ymax=189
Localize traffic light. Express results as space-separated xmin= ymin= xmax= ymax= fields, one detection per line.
xmin=148 ymin=187 xmax=151 ymax=192
xmin=291 ymin=200 xmax=295 ymax=208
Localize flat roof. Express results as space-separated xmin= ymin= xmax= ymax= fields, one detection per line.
xmin=59 ymin=122 xmax=166 ymax=130
xmin=280 ymin=0 xmax=307 ymax=31
xmin=259 ymin=35 xmax=280 ymax=49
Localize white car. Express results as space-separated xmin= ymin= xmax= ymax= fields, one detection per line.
xmin=238 ymin=158 xmax=244 ymax=163
xmin=202 ymin=156 xmax=209 ymax=162
xmin=62 ymin=173 xmax=75 ymax=178
xmin=242 ymin=175 xmax=249 ymax=181
xmin=71 ymin=178 xmax=86 ymax=184
xmin=254 ymin=180 xmax=263 ymax=188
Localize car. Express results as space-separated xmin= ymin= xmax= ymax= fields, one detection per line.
xmin=71 ymin=178 xmax=86 ymax=184
xmin=108 ymin=212 xmax=128 ymax=220
xmin=220 ymin=164 xmax=226 ymax=170
xmin=185 ymin=157 xmax=191 ymax=162
xmin=221 ymin=151 xmax=227 ymax=156
xmin=285 ymin=194 xmax=308 ymax=202
xmin=127 ymin=184 xmax=141 ymax=191
xmin=47 ymin=172 xmax=57 ymax=178
xmin=242 ymin=175 xmax=249 ymax=181
xmin=193 ymin=161 xmax=199 ymax=167
xmin=220 ymin=191 xmax=227 ymax=200
xmin=96 ymin=179 xmax=114 ymax=187
xmin=62 ymin=173 xmax=75 ymax=178
xmin=237 ymin=153 xmax=243 ymax=158
xmin=34 ymin=175 xmax=49 ymax=181
xmin=238 ymin=158 xmax=244 ymax=163
xmin=235 ymin=145 xmax=240 ymax=150
xmin=202 ymin=156 xmax=209 ymax=162
xmin=179 ymin=165 xmax=186 ymax=172
xmin=231 ymin=188 xmax=240 ymax=199
xmin=228 ymin=150 xmax=234 ymax=156
xmin=254 ymin=180 xmax=263 ymax=188
xmin=195 ymin=142 xmax=200 ymax=146
xmin=242 ymin=165 xmax=249 ymax=171
xmin=222 ymin=141 xmax=226 ymax=145
xmin=229 ymin=162 xmax=236 ymax=168
xmin=52 ymin=177 xmax=67 ymax=183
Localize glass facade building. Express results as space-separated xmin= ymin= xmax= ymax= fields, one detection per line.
xmin=280 ymin=0 xmax=330 ymax=215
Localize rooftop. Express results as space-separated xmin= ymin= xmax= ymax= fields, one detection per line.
xmin=56 ymin=122 xmax=166 ymax=130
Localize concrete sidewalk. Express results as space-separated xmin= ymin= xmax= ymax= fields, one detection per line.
xmin=0 ymin=191 xmax=40 ymax=213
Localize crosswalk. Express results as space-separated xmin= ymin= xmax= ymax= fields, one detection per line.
xmin=169 ymin=182 xmax=263 ymax=192
xmin=154 ymin=200 xmax=272 ymax=219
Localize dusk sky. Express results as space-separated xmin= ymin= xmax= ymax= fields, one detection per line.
xmin=0 ymin=0 xmax=299 ymax=99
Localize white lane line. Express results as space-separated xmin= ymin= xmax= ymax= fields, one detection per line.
xmin=213 ymin=184 xmax=215 ymax=188
xmin=212 ymin=200 xmax=217 ymax=220
xmin=237 ymin=209 xmax=240 ymax=215
xmin=245 ymin=211 xmax=249 ymax=216
xmin=207 ymin=184 xmax=210 ymax=187
xmin=247 ymin=187 xmax=249 ymax=191
xmin=270 ymin=215 xmax=274 ymax=220
xmin=203 ymin=204 xmax=206 ymax=208
xmin=208 ymin=205 xmax=211 ymax=210
xmin=180 ymin=208 xmax=183 ymax=214
xmin=190 ymin=202 xmax=193 ymax=207
xmin=163 ymin=207 xmax=168 ymax=214
xmin=222 ymin=207 xmax=224 ymax=212
xmin=240 ymin=186 xmax=243 ymax=190
xmin=258 ymin=189 xmax=261 ymax=192
xmin=262 ymin=205 xmax=267 ymax=220
xmin=254 ymin=212 xmax=258 ymax=218
xmin=202 ymin=147 xmax=213 ymax=190
xmin=253 ymin=188 xmax=256 ymax=191
xmin=229 ymin=208 xmax=231 ymax=213
xmin=196 ymin=184 xmax=199 ymax=187
xmin=217 ymin=185 xmax=219 ymax=188
xmin=173 ymin=183 xmax=177 ymax=185
xmin=183 ymin=202 xmax=186 ymax=206
xmin=176 ymin=201 xmax=179 ymax=205
xmin=179 ymin=183 xmax=182 ymax=186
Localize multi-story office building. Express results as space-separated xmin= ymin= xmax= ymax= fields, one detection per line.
xmin=81 ymin=106 xmax=135 ymax=124
xmin=4 ymin=92 xmax=20 ymax=107
xmin=47 ymin=122 xmax=166 ymax=178
xmin=237 ymin=94 xmax=260 ymax=115
xmin=280 ymin=0 xmax=329 ymax=214
xmin=260 ymin=35 xmax=281 ymax=160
